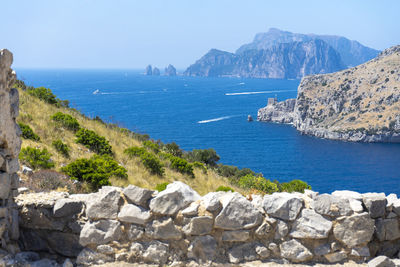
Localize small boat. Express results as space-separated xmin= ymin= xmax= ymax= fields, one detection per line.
xmin=247 ymin=115 xmax=253 ymax=122
xmin=92 ymin=89 xmax=100 ymax=95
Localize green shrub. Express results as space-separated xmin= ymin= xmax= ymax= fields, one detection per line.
xmin=140 ymin=153 xmax=164 ymax=176
xmin=279 ymin=180 xmax=311 ymax=193
xmin=19 ymin=147 xmax=54 ymax=170
xmin=155 ymin=182 xmax=169 ymax=192
xmin=124 ymin=147 xmax=147 ymax=157
xmin=187 ymin=148 xmax=220 ymax=166
xmin=75 ymin=128 xmax=113 ymax=155
xmin=61 ymin=155 xmax=127 ymax=190
xmin=217 ymin=164 xmax=239 ymax=177
xmin=52 ymin=139 xmax=70 ymax=158
xmin=27 ymin=86 xmax=69 ymax=107
xmin=124 ymin=146 xmax=164 ymax=176
xmin=238 ymin=174 xmax=279 ymax=194
xmin=169 ymin=156 xmax=194 ymax=177
xmin=164 ymin=142 xmax=183 ymax=157
xmin=143 ymin=140 xmax=160 ymax=154
xmin=216 ymin=186 xmax=234 ymax=192
xmin=193 ymin=161 xmax=207 ymax=174
xmin=51 ymin=112 xmax=80 ymax=132
xmin=18 ymin=123 xmax=40 ymax=141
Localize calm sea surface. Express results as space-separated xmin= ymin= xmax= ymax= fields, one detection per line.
xmin=16 ymin=69 xmax=400 ymax=195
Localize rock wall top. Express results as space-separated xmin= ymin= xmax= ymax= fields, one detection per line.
xmin=0 ymin=49 xmax=20 ymax=254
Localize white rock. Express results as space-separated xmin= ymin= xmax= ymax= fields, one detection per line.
xmin=332 ymin=190 xmax=362 ymax=200
xmin=123 ymin=185 xmax=154 ymax=207
xmin=182 ymin=202 xmax=199 ymax=216
xmin=118 ymin=204 xmax=151 ymax=225
xmin=263 ymin=192 xmax=303 ymax=221
xmin=333 ymin=212 xmax=375 ymax=248
xmin=290 ymin=209 xmax=332 ymax=239
xmin=79 ymin=219 xmax=122 ymax=246
xmin=183 ymin=216 xmax=213 ymax=236
xmin=86 ymin=187 xmax=121 ymax=220
xmin=187 ymin=235 xmax=217 ymax=263
xmin=149 ymin=181 xmax=201 ymax=215
xmin=214 ymin=192 xmax=262 ymax=230
xmin=279 ymin=239 xmax=313 ymax=262
xmin=145 ymin=217 xmax=182 ymax=240
xmin=201 ymin=192 xmax=223 ymax=211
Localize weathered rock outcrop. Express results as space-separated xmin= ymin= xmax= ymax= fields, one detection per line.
xmin=258 ymin=45 xmax=400 ymax=142
xmin=164 ymin=64 xmax=177 ymax=76
xmin=0 ymin=49 xmax=20 ymax=253
xmin=12 ymin=182 xmax=400 ymax=266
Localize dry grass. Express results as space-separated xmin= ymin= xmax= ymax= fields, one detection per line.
xmin=18 ymin=89 xmax=242 ymax=195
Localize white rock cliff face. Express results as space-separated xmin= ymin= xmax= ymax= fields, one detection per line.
xmin=258 ymin=45 xmax=400 ymax=142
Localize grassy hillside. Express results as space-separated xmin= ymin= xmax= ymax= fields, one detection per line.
xmin=16 ymin=81 xmax=310 ymax=196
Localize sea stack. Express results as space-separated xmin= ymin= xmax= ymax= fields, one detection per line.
xmin=145 ymin=65 xmax=153 ymax=75
xmin=165 ymin=64 xmax=177 ymax=76
xmin=153 ymin=67 xmax=160 ymax=76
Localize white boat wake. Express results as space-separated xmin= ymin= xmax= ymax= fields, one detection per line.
xmin=225 ymin=90 xmax=296 ymax=96
xmin=197 ymin=115 xmax=236 ymax=124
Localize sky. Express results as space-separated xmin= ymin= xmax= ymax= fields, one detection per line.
xmin=2 ymin=0 xmax=400 ymax=69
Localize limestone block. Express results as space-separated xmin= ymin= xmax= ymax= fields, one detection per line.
xmin=145 ymin=217 xmax=182 ymax=240
xmin=333 ymin=212 xmax=374 ymax=248
xmin=279 ymin=239 xmax=313 ymax=262
xmin=214 ymin=192 xmax=262 ymax=230
xmin=182 ymin=216 xmax=213 ymax=236
xmin=222 ymin=230 xmax=250 ymax=242
xmin=228 ymin=243 xmax=258 ymax=264
xmin=122 ymin=185 xmax=154 ymax=207
xmin=86 ymin=186 xmax=121 ymax=220
xmin=149 ymin=181 xmax=200 ymax=215
xmin=79 ymin=219 xmax=121 ymax=246
xmin=312 ymin=194 xmax=353 ymax=217
xmin=362 ymin=193 xmax=387 ymax=218
xmin=263 ymin=192 xmax=303 ymax=221
xmin=187 ymin=235 xmax=217 ymax=263
xmin=142 ymin=240 xmax=169 ymax=265
xmin=290 ymin=209 xmax=332 ymax=239
xmin=53 ymin=198 xmax=83 ymax=218
xmin=117 ymin=203 xmax=151 ymax=225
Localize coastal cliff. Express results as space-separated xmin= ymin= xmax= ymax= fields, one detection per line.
xmin=184 ymin=28 xmax=379 ymax=79
xmin=258 ymin=45 xmax=400 ymax=143
xmin=185 ymin=40 xmax=344 ymax=79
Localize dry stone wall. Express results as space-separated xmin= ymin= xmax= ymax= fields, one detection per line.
xmin=14 ymin=182 xmax=400 ymax=266
xmin=0 ymin=49 xmax=20 ymax=254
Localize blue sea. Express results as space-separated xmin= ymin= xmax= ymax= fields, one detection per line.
xmin=16 ymin=69 xmax=400 ymax=196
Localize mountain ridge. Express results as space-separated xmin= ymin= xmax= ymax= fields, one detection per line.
xmin=185 ymin=28 xmax=379 ymax=79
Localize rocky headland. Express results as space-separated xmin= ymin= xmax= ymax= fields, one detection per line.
xmin=184 ymin=28 xmax=379 ymax=79
xmin=258 ymin=45 xmax=400 ymax=143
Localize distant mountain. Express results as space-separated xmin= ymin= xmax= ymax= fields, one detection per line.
xmin=184 ymin=28 xmax=380 ymax=79
xmin=185 ymin=39 xmax=344 ymax=79
xmin=237 ymin=28 xmax=380 ymax=67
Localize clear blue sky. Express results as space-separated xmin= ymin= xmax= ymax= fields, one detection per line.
xmin=3 ymin=0 xmax=399 ymax=69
